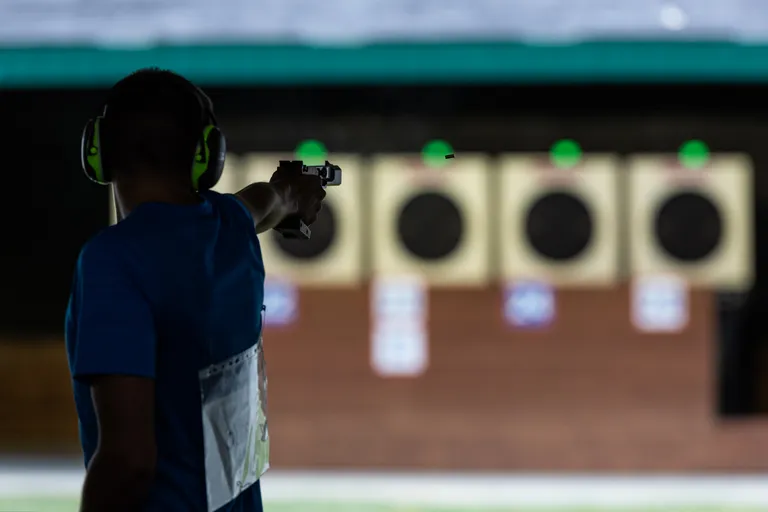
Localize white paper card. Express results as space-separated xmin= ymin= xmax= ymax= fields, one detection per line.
xmin=632 ymin=274 xmax=689 ymax=332
xmin=370 ymin=323 xmax=428 ymax=377
xmin=370 ymin=275 xmax=427 ymax=323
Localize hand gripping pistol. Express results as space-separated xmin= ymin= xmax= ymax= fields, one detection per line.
xmin=273 ymin=160 xmax=342 ymax=240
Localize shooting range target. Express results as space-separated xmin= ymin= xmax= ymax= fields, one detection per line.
xmin=397 ymin=191 xmax=463 ymax=261
xmin=370 ymin=154 xmax=491 ymax=286
xmin=628 ymin=153 xmax=754 ymax=290
xmin=242 ymin=153 xmax=364 ymax=287
xmin=498 ymin=154 xmax=621 ymax=286
xmin=525 ymin=191 xmax=593 ymax=262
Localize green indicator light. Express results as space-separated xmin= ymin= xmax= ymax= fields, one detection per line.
xmin=295 ymin=139 xmax=327 ymax=165
xmin=421 ymin=139 xmax=454 ymax=168
xmin=678 ymin=140 xmax=710 ymax=169
xmin=550 ymin=139 xmax=582 ymax=168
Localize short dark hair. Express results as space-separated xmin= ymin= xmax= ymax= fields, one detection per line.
xmin=101 ymin=68 xmax=206 ymax=177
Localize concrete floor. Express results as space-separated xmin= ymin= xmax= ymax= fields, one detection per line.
xmin=1 ymin=459 xmax=768 ymax=508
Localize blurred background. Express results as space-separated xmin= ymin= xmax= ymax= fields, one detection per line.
xmin=3 ymin=0 xmax=768 ymax=511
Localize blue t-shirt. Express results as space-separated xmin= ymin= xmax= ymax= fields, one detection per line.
xmin=65 ymin=191 xmax=266 ymax=512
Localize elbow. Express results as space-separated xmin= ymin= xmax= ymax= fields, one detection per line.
xmin=81 ymin=448 xmax=156 ymax=512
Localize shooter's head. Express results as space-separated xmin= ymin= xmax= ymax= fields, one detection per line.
xmin=100 ymin=68 xmax=217 ymax=193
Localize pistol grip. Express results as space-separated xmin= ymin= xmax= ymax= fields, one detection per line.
xmin=274 ymin=215 xmax=311 ymax=239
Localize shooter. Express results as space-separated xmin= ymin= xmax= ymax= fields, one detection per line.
xmin=65 ymin=68 xmax=334 ymax=512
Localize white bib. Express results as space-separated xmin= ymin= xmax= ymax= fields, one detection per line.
xmin=199 ymin=336 xmax=270 ymax=512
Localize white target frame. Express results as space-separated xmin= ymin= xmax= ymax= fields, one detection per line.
xmin=370 ymin=154 xmax=491 ymax=286
xmin=628 ymin=153 xmax=754 ymax=290
xmin=498 ymin=154 xmax=621 ymax=287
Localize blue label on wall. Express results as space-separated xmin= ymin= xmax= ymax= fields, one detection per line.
xmin=263 ymin=279 xmax=297 ymax=326
xmin=504 ymin=280 xmax=555 ymax=328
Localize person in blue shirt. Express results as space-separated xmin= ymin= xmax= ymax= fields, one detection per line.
xmin=66 ymin=68 xmax=326 ymax=512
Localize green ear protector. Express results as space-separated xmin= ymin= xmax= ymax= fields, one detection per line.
xmin=80 ymin=81 xmax=226 ymax=191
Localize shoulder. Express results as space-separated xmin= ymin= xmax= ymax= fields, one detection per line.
xmin=78 ymin=229 xmax=117 ymax=263
xmin=76 ymin=225 xmax=133 ymax=276
xmin=202 ymin=190 xmax=264 ymax=262
xmin=202 ymin=190 xmax=254 ymax=224
xmin=202 ymin=190 xmax=260 ymax=246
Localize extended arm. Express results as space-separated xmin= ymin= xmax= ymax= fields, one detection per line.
xmin=235 ymin=182 xmax=297 ymax=234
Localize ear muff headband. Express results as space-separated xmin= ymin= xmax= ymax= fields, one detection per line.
xmin=81 ymin=117 xmax=107 ymax=185
xmin=192 ymin=125 xmax=214 ymax=190
xmin=80 ymin=77 xmax=226 ymax=191
xmin=189 ymin=84 xmax=226 ymax=191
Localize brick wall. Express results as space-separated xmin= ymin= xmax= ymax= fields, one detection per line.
xmin=4 ymin=285 xmax=768 ymax=470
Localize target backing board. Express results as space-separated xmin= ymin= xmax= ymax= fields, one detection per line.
xmin=627 ymin=154 xmax=753 ymax=290
xmin=241 ymin=153 xmax=364 ymax=287
xmin=370 ymin=154 xmax=492 ymax=286
xmin=498 ymin=154 xmax=621 ymax=286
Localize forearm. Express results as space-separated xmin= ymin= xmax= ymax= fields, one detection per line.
xmin=235 ymin=182 xmax=297 ymax=234
xmin=80 ymin=451 xmax=154 ymax=512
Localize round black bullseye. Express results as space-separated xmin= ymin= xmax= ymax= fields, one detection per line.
xmin=524 ymin=191 xmax=593 ymax=261
xmin=273 ymin=203 xmax=337 ymax=259
xmin=654 ymin=191 xmax=722 ymax=262
xmin=397 ymin=192 xmax=464 ymax=260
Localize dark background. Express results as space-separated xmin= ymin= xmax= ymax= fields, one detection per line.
xmin=2 ymin=83 xmax=766 ymax=423
xmin=4 ymin=84 xmax=767 ymax=337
